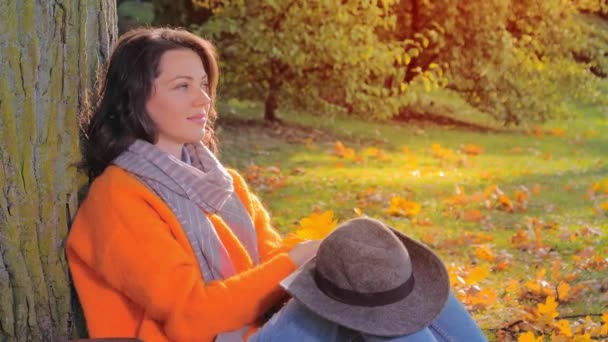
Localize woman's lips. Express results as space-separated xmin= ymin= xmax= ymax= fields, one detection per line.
xmin=187 ymin=115 xmax=207 ymax=125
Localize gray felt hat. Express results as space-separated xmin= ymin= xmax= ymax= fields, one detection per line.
xmin=280 ymin=217 xmax=450 ymax=337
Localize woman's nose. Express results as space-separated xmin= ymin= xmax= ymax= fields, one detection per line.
xmin=194 ymin=87 xmax=211 ymax=106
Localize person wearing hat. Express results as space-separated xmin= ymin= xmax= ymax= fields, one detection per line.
xmin=248 ymin=217 xmax=487 ymax=341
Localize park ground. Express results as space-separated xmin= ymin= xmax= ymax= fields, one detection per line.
xmin=216 ymin=95 xmax=608 ymax=341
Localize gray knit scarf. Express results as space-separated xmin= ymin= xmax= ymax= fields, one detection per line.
xmin=113 ymin=139 xmax=259 ymax=341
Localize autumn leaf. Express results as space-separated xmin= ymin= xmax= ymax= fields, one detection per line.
xmin=385 ymin=196 xmax=421 ymax=218
xmin=601 ymin=312 xmax=608 ymax=335
xmin=531 ymin=126 xmax=544 ymax=138
xmin=474 ymin=245 xmax=495 ymax=262
xmin=463 ymin=209 xmax=484 ymax=222
xmin=498 ymin=194 xmax=514 ymax=211
xmin=431 ymin=143 xmax=456 ymax=161
xmin=295 ymin=211 xmax=338 ymax=240
xmin=517 ymin=331 xmax=543 ymax=342
xmin=464 ymin=266 xmax=489 ymax=285
xmin=469 ymin=287 xmax=497 ymax=308
xmin=547 ymin=127 xmax=566 ymax=137
xmin=592 ymin=179 xmax=608 ymax=195
xmin=557 ymin=282 xmax=570 ymax=302
xmin=511 ymin=229 xmax=529 ymax=248
xmin=463 ymin=143 xmax=484 ymax=155
xmin=556 ymin=319 xmax=573 ymax=337
xmin=334 ymin=141 xmax=355 ymax=159
xmin=537 ymin=296 xmax=559 ymax=321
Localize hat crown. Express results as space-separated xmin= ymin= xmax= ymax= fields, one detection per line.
xmin=316 ymin=218 xmax=412 ymax=294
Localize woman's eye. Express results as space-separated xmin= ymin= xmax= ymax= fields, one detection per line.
xmin=176 ymin=84 xmax=188 ymax=89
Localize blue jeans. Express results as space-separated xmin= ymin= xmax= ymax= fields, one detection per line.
xmin=248 ymin=292 xmax=487 ymax=341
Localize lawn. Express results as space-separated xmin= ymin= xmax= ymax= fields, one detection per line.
xmin=216 ymin=98 xmax=608 ymax=341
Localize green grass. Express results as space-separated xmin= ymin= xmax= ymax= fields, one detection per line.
xmin=216 ymin=98 xmax=608 ymax=341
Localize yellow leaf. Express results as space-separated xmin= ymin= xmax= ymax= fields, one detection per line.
xmin=385 ymin=196 xmax=421 ymax=218
xmin=571 ymin=333 xmax=593 ymax=342
xmin=592 ymin=179 xmax=608 ymax=195
xmin=557 ymin=282 xmax=570 ymax=302
xmin=517 ymin=331 xmax=543 ymax=342
xmin=295 ymin=211 xmax=338 ymax=240
xmin=537 ymin=296 xmax=559 ymax=320
xmin=469 ymin=288 xmax=497 ymax=308
xmin=464 ymin=266 xmax=489 ymax=285
xmin=556 ymin=319 xmax=572 ymax=337
xmin=601 ymin=312 xmax=608 ymax=335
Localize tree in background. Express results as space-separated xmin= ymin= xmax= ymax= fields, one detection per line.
xmin=197 ymin=0 xmax=444 ymax=122
xmin=194 ymin=0 xmax=608 ymax=126
xmin=0 ymin=1 xmax=116 ymax=340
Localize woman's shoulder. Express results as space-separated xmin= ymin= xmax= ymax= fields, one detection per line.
xmin=84 ymin=165 xmax=156 ymax=205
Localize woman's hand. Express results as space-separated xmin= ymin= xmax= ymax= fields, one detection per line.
xmin=287 ymin=240 xmax=322 ymax=267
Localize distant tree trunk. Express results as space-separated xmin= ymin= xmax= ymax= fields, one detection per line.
xmin=264 ymin=60 xmax=281 ymax=122
xmin=0 ymin=1 xmax=116 ymax=340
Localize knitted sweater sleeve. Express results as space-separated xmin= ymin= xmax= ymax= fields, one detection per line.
xmin=227 ymin=169 xmax=305 ymax=261
xmin=73 ymin=170 xmax=297 ymax=342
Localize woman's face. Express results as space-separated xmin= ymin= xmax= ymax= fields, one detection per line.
xmin=145 ymin=48 xmax=211 ymax=157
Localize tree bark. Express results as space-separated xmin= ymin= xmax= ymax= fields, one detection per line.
xmin=0 ymin=1 xmax=116 ymax=340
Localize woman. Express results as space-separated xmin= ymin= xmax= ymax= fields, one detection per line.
xmin=67 ymin=27 xmax=485 ymax=342
xmin=68 ymin=27 xmax=318 ymax=342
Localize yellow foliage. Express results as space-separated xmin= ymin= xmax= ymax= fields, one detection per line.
xmin=295 ymin=211 xmax=338 ymax=240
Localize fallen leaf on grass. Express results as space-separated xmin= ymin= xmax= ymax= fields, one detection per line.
xmin=295 ymin=211 xmax=338 ymax=240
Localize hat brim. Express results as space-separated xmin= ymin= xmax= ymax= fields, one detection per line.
xmin=280 ymin=227 xmax=450 ymax=337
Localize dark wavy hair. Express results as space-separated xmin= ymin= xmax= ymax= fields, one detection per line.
xmin=79 ymin=27 xmax=219 ymax=180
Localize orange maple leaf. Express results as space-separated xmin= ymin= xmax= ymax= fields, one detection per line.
xmin=474 ymin=245 xmax=495 ymax=262
xmin=498 ymin=194 xmax=514 ymax=211
xmin=334 ymin=141 xmax=355 ymax=159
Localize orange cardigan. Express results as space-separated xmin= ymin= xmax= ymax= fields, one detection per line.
xmin=66 ymin=166 xmax=301 ymax=342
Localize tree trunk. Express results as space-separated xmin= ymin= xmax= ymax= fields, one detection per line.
xmin=264 ymin=60 xmax=281 ymax=122
xmin=0 ymin=1 xmax=116 ymax=340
